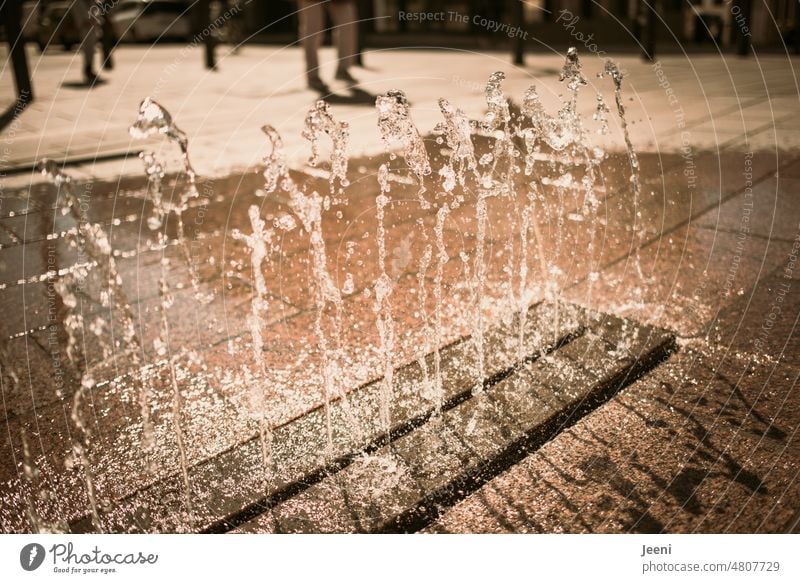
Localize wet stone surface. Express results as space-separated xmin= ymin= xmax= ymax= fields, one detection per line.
xmin=65 ymin=301 xmax=585 ymax=533
xmin=228 ymin=305 xmax=674 ymax=534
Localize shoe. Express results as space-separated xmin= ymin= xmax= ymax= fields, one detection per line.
xmin=102 ymin=56 xmax=114 ymax=71
xmin=84 ymin=69 xmax=101 ymax=85
xmin=334 ymin=69 xmax=357 ymax=83
xmin=307 ymin=76 xmax=330 ymax=93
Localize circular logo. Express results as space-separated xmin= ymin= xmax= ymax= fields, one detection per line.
xmin=20 ymin=543 xmax=46 ymax=571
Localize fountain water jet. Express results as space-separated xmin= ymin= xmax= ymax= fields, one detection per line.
xmin=231 ymin=205 xmax=275 ymax=483
xmin=432 ymin=204 xmax=451 ymax=410
xmin=374 ymin=165 xmax=396 ymax=436
xmin=602 ymin=60 xmax=646 ymax=283
xmin=130 ymin=97 xmax=210 ymax=302
xmin=303 ymin=100 xmax=350 ymax=194
xmin=260 ymin=123 xmax=363 ymax=454
xmin=38 ymin=160 xmax=157 ymax=529
xmin=140 ymin=150 xmax=194 ymax=520
xmin=473 ymin=72 xmax=517 ymax=394
xmin=414 ymin=243 xmax=435 ymax=408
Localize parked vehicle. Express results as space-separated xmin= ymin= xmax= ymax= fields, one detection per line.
xmin=112 ymin=0 xmax=192 ymax=42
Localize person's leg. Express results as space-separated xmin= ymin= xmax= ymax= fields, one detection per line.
xmin=101 ymin=14 xmax=116 ymax=70
xmin=298 ymin=0 xmax=326 ymax=90
xmin=72 ymin=0 xmax=98 ymax=82
xmin=329 ymin=0 xmax=357 ymax=80
xmin=83 ymin=23 xmax=99 ymax=80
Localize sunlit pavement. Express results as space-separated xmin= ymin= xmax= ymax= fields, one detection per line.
xmin=2 ymin=44 xmax=799 ymax=182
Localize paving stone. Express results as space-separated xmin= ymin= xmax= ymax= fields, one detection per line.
xmin=230 ymin=312 xmax=673 ymax=534
xmin=427 ymin=348 xmax=800 ymax=534
xmin=266 ymin=453 xmax=423 ymax=533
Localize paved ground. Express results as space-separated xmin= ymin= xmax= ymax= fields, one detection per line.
xmin=0 ymin=45 xmax=799 ymax=533
xmin=1 ymin=45 xmax=799 ymax=183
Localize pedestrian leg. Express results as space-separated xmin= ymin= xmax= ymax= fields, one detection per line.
xmin=330 ymin=0 xmax=357 ymax=81
xmin=72 ymin=0 xmax=99 ymax=83
xmin=298 ymin=0 xmax=327 ymax=91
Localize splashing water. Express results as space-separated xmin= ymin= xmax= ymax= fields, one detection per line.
xmin=484 ymin=72 xmax=511 ymax=131
xmin=16 ymin=48 xmax=654 ymax=532
xmin=521 ymin=49 xmax=605 ymax=329
xmin=303 ymin=100 xmax=350 ymax=194
xmin=560 ymin=49 xmax=602 ymax=312
xmin=20 ymin=428 xmax=67 ymax=533
xmin=261 ymin=125 xmax=289 ymax=194
xmin=259 ymin=123 xmax=363 ymax=454
xmin=129 ymin=97 xmax=197 ymax=194
xmin=435 ymin=97 xmax=477 ymax=189
xmin=376 ymin=90 xmax=432 ymax=208
xmin=415 ymin=242 xmax=434 ymax=406
xmin=594 ymin=92 xmax=610 ymax=135
xmin=54 ymin=273 xmax=104 ymax=531
xmin=38 ymin=159 xmax=156 ymax=527
xmin=141 ymin=151 xmax=194 ymax=517
xmin=473 ymin=71 xmax=516 ymax=394
xmin=432 ymin=203 xmax=450 ymax=408
xmin=129 ymin=98 xmax=209 ymax=301
xmin=374 ymin=165 xmax=396 ymax=437
xmin=602 ymin=59 xmax=646 ymax=283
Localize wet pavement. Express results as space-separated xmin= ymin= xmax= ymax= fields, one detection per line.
xmin=1 ymin=45 xmax=799 ymax=533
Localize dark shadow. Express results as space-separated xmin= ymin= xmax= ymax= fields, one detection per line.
xmin=714 ymin=370 xmax=788 ymax=441
xmin=526 ymin=67 xmax=560 ymax=76
xmin=0 ymin=95 xmax=31 ymax=133
xmin=60 ymin=78 xmax=109 ymax=90
xmin=665 ymin=467 xmax=707 ymax=515
xmin=323 ymin=87 xmax=377 ymax=106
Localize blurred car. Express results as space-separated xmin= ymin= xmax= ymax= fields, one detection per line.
xmin=36 ymin=1 xmax=81 ymax=52
xmin=112 ymin=0 xmax=192 ymax=42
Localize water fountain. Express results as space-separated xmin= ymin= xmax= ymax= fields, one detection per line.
xmin=0 ymin=49 xmax=677 ymax=534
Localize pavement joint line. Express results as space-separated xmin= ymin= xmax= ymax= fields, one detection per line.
xmin=0 ymin=150 xmax=145 ymax=177
xmin=379 ymin=333 xmax=676 ymax=533
xmin=659 ymin=95 xmax=767 ymax=138
xmin=719 ymin=114 xmax=798 ymax=151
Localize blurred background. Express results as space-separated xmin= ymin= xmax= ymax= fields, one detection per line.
xmin=6 ymin=1 xmax=800 ymax=56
